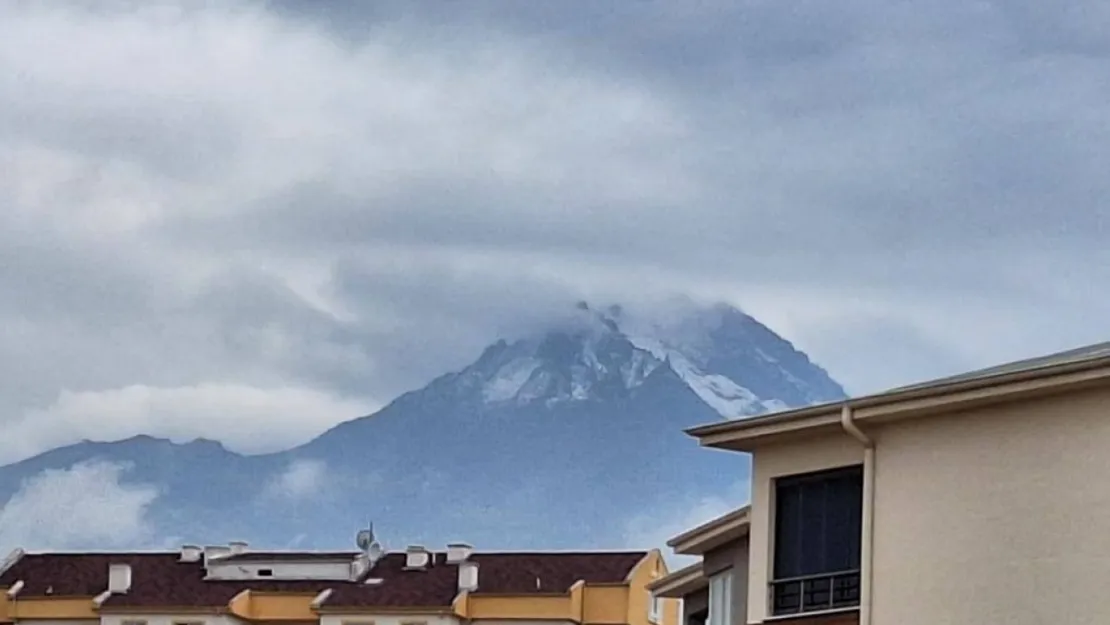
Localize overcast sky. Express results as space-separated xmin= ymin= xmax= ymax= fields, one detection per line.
xmin=2 ymin=0 xmax=1109 ymax=466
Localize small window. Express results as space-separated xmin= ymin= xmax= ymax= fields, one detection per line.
xmin=707 ymin=570 xmax=732 ymax=625
xmin=257 ymin=568 xmax=274 ymax=577
xmin=648 ymin=592 xmax=663 ymax=624
xmin=173 ymin=621 xmax=204 ymax=625
xmin=400 ymin=621 xmax=427 ymax=625
xmin=122 ymin=620 xmax=147 ymax=625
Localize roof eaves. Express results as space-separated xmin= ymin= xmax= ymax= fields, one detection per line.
xmin=0 ymin=549 xmax=24 ymax=578
xmin=665 ymin=506 xmax=750 ymax=548
xmin=684 ymin=401 xmax=843 ymax=439
xmin=686 ymin=347 xmax=1110 ymax=446
xmin=646 ymin=562 xmax=705 ymax=596
xmin=299 ymin=606 xmax=454 ymax=615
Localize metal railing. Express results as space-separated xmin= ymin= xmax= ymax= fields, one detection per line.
xmin=769 ymin=569 xmax=861 ymax=616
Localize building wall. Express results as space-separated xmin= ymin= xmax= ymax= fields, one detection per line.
xmin=870 ymin=385 xmax=1110 ymax=625
xmin=472 ymin=621 xmax=574 ymax=625
xmin=101 ymin=614 xmax=235 ymax=625
xmin=4 ymin=599 xmax=98 ymax=621
xmin=703 ymin=538 xmax=749 ymax=625
xmin=683 ymin=588 xmax=707 ymax=619
xmin=320 ymin=614 xmax=457 ymax=625
xmin=205 ymin=560 xmax=351 ymax=580
xmin=627 ymin=550 xmax=676 ymax=625
xmin=747 ymin=435 xmax=864 ymax=624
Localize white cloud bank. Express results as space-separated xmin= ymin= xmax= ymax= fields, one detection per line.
xmin=0 ymin=461 xmax=160 ymax=553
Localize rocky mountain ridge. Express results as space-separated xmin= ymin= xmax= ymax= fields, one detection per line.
xmin=0 ymin=301 xmax=846 ymax=552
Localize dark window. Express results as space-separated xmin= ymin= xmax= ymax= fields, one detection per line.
xmin=770 ymin=465 xmax=863 ymax=616
xmin=257 ymin=568 xmax=274 ymax=577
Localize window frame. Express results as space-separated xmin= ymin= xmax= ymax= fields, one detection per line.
xmin=707 ymin=568 xmax=733 ymax=625
xmin=648 ymin=591 xmax=663 ymax=624
xmin=769 ymin=464 xmax=864 ymax=617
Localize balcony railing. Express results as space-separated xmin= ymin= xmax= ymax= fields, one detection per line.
xmin=769 ymin=569 xmax=861 ymax=616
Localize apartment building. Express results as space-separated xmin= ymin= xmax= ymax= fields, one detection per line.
xmin=647 ymin=507 xmax=749 ymax=625
xmin=0 ymin=539 xmax=679 ymax=625
xmin=685 ymin=340 xmax=1110 ymax=625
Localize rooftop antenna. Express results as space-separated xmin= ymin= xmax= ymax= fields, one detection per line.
xmin=356 ymin=521 xmax=384 ymax=568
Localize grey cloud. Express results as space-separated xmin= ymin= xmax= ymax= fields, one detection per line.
xmin=1 ymin=0 xmax=1109 ymax=458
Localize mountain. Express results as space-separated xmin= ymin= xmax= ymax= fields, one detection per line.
xmin=0 ymin=302 xmax=845 ymax=551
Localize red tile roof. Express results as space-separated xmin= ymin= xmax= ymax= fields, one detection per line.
xmin=0 ymin=550 xmax=648 ymax=609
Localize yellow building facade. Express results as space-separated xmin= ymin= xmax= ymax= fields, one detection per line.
xmin=0 ymin=543 xmax=678 ymax=625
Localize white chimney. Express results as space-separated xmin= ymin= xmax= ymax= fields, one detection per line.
xmin=350 ymin=554 xmax=370 ymax=580
xmin=446 ymin=543 xmax=473 ymax=564
xmin=404 ymin=545 xmax=430 ymax=570
xmin=108 ymin=564 xmax=132 ymax=594
xmin=457 ymin=561 xmax=479 ymax=592
xmin=228 ymin=541 xmax=248 ymax=556
xmin=179 ymin=545 xmax=202 ymax=563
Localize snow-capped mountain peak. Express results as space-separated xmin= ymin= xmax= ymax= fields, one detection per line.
xmin=453 ymin=305 xmax=663 ymax=408
xmin=437 ymin=301 xmax=845 ymax=417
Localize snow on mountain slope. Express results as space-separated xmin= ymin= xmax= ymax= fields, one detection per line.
xmin=448 ymin=301 xmax=844 ymax=418
xmin=616 ymin=303 xmax=785 ymax=418
xmin=445 ymin=305 xmax=665 ymax=408
xmin=632 ymin=337 xmax=770 ymax=418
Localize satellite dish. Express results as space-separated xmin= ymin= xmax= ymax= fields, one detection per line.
xmin=367 ymin=541 xmax=384 ymax=562
xmin=356 ymin=529 xmax=374 ymax=550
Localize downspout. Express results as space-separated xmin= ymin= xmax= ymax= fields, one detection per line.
xmin=840 ymin=404 xmax=873 ymax=625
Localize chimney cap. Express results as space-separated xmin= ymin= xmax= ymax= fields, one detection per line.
xmin=445 ymin=543 xmax=474 ymax=564
xmin=108 ymin=563 xmax=132 ymax=594
xmin=457 ymin=560 xmax=479 ymax=592
xmin=179 ymin=545 xmax=203 ymax=562
xmin=404 ymin=545 xmax=431 ymax=570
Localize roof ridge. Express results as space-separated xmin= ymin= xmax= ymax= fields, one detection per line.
xmin=17 ymin=549 xmax=648 ymax=557
xmin=473 ymin=549 xmax=648 ymax=555
xmin=22 ymin=550 xmax=180 ymax=555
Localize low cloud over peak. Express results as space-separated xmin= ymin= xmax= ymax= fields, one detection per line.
xmin=1 ymin=0 xmax=1109 ymax=460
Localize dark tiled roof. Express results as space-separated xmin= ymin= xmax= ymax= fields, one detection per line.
xmin=0 ymin=550 xmax=648 ymax=609
xmin=470 ymin=552 xmax=646 ymax=593
xmin=325 ymin=551 xmax=647 ymax=608
xmin=0 ymin=552 xmax=334 ymax=607
xmin=324 ymin=553 xmax=458 ymax=608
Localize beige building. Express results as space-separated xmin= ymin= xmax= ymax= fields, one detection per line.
xmin=648 ymin=507 xmax=750 ymax=625
xmin=0 ymin=540 xmax=679 ymax=625
xmin=684 ymin=341 xmax=1110 ymax=625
